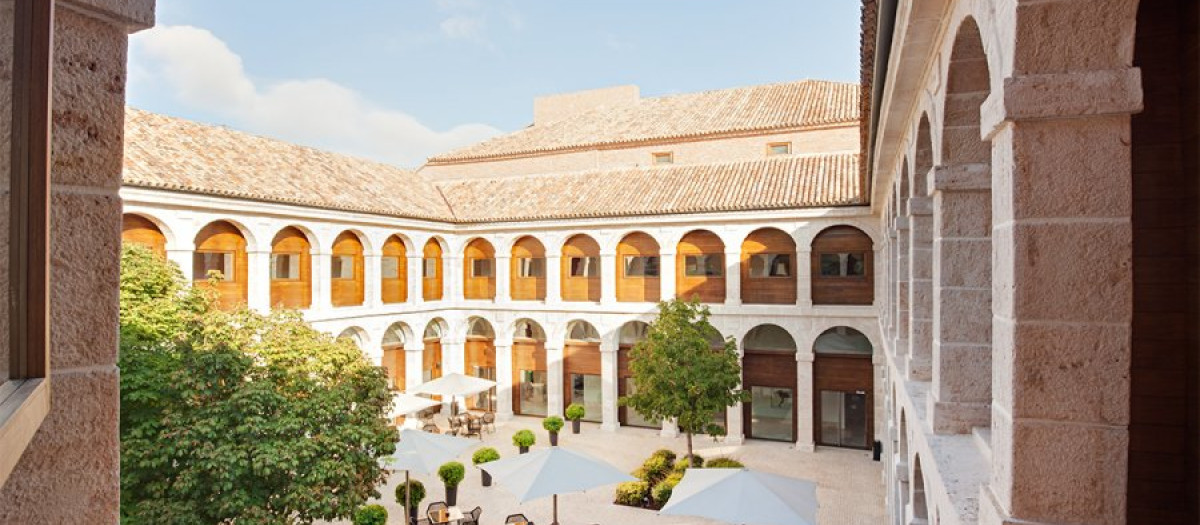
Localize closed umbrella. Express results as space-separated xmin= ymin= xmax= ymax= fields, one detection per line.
xmin=382 ymin=428 xmax=479 ymax=525
xmin=408 ymin=372 xmax=496 ymax=415
xmin=480 ymin=446 xmax=635 ymax=525
xmin=659 ymin=468 xmax=818 ymax=525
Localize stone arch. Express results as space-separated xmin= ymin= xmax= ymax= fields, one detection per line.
xmin=563 ymin=319 xmax=603 ymax=422
xmin=269 ymin=226 xmax=313 ymax=310
xmin=561 ymin=234 xmax=601 ymax=302
xmin=381 ymin=234 xmax=409 ymax=304
xmin=677 ymin=229 xmax=726 ymax=303
xmin=512 ymin=318 xmax=549 ymax=416
xmin=464 ymin=316 xmax=498 ymax=411
xmin=331 ymin=230 xmax=365 ymax=307
xmin=121 ymin=212 xmax=172 ymax=256
xmin=422 ymin=237 xmax=445 ymax=301
xmin=193 ymin=219 xmax=249 ymax=309
xmin=616 ymin=231 xmax=661 ymax=303
xmin=336 ymin=326 xmax=368 ymax=350
xmin=913 ymin=114 xmax=934 ymax=196
xmin=463 ymin=237 xmax=497 ymax=300
xmin=912 ymin=454 xmax=929 ymax=520
xmin=741 ymin=228 xmax=798 ymax=305
xmin=380 ymin=321 xmax=412 ymax=391
xmin=617 ymin=320 xmax=659 ymax=428
xmin=511 ymin=235 xmax=547 ymax=301
xmin=742 ymin=324 xmax=798 ymax=442
xmin=811 ymin=225 xmax=874 ymax=305
xmin=421 ymin=317 xmax=448 ymax=382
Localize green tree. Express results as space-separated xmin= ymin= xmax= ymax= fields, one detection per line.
xmin=621 ymin=298 xmax=746 ymax=459
xmin=119 ymin=245 xmax=396 ymax=524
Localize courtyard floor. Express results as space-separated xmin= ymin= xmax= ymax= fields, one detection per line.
xmin=335 ymin=417 xmax=885 ymax=525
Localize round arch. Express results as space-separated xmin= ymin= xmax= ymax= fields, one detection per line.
xmin=464 ymin=238 xmax=497 ymax=300
xmin=421 ymin=318 xmax=447 ymax=383
xmin=563 ymin=319 xmax=603 ymax=422
xmin=512 ymin=318 xmax=548 ymax=417
xmin=336 ymin=326 xmax=368 ymax=350
xmin=677 ymin=229 xmax=726 ymax=303
xmin=812 ymin=326 xmax=875 ymax=449
xmin=741 ymin=228 xmax=797 ymax=305
xmin=616 ymin=231 xmax=661 ymax=303
xmin=742 ymin=323 xmax=797 ymax=442
xmin=464 ymin=316 xmax=498 ymax=411
xmin=422 ymin=238 xmax=445 ymax=301
xmin=811 ymin=225 xmax=874 ymax=306
xmin=193 ymin=219 xmax=249 ymax=309
xmin=380 ymin=321 xmax=411 ymax=391
xmin=511 ymin=236 xmax=547 ymax=301
xmin=561 ymin=234 xmax=601 ymax=302
xmin=269 ymin=226 xmax=313 ymax=310
xmin=121 ymin=212 xmax=171 ymax=256
xmin=331 ymin=230 xmax=365 ymax=307
xmin=617 ymin=320 xmax=659 ymax=428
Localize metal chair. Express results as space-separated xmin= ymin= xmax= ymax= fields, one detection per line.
xmin=464 ymin=417 xmax=483 ymax=439
xmin=460 ymin=506 xmax=482 ymax=525
xmin=481 ymin=412 xmax=496 ymax=433
xmin=422 ymin=423 xmax=441 ymax=434
xmin=504 ymin=514 xmax=531 ymax=524
xmin=426 ymin=501 xmax=448 ymax=523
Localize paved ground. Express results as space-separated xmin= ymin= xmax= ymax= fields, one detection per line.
xmin=329 ymin=417 xmax=885 ymax=525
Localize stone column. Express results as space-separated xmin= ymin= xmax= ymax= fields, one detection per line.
xmin=445 ymin=255 xmax=463 ymax=302
xmin=545 ymin=251 xmax=562 ymax=303
xmin=495 ymin=342 xmax=514 ymax=420
xmin=893 ymin=218 xmax=910 ymax=363
xmin=546 ymin=344 xmax=565 ymax=416
xmin=660 ymin=418 xmax=679 ymax=438
xmin=407 ymin=253 xmax=422 ymax=305
xmin=442 ymin=336 xmax=466 ymax=412
xmin=600 ymin=342 xmax=619 ymax=431
xmin=659 ymin=250 xmax=677 ymax=300
xmin=495 ymin=254 xmax=511 ymax=303
xmin=167 ymin=248 xmax=194 ymax=284
xmin=928 ymin=164 xmax=992 ymax=434
xmin=724 ymin=249 xmax=742 ymax=306
xmin=907 ymin=191 xmax=933 ymax=381
xmin=364 ymin=252 xmax=381 ymax=308
xmin=725 ymin=349 xmax=746 ymax=444
xmin=796 ymin=352 xmax=815 ymax=451
xmin=405 ymin=341 xmax=424 ymax=390
xmin=797 ymin=248 xmax=812 ymax=309
xmin=600 ymin=252 xmax=617 ymax=305
xmin=314 ymin=251 xmax=333 ymax=311
xmin=246 ymin=250 xmax=271 ymax=312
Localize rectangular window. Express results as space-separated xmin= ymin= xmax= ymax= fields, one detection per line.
xmin=623 ymin=256 xmax=661 ymax=277
xmin=470 ymin=258 xmax=494 ymax=278
xmin=684 ymin=254 xmax=724 ymax=276
xmin=820 ymin=253 xmax=866 ymax=277
xmin=381 ymin=256 xmax=400 ymax=279
xmin=193 ymin=252 xmax=234 ymax=281
xmin=652 ymin=151 xmax=674 ymax=165
xmin=749 ymin=254 xmax=791 ymax=278
xmin=423 ymin=258 xmax=438 ymax=278
xmin=767 ymin=142 xmax=792 ymax=156
xmin=331 ymin=255 xmax=355 ymax=279
xmin=517 ymin=257 xmax=545 ymax=278
xmin=270 ymin=253 xmax=300 ymax=280
xmin=569 ymin=256 xmax=599 ymax=277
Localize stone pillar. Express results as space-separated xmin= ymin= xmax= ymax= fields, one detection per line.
xmin=545 ymin=251 xmax=562 ymax=303
xmin=886 ymin=230 xmax=898 ymax=341
xmin=546 ymin=345 xmax=565 ymax=416
xmin=893 ymin=218 xmax=910 ymax=363
xmin=600 ymin=252 xmax=617 ymax=305
xmin=797 ymin=248 xmax=813 ymax=308
xmin=364 ymin=252 xmax=381 ymax=308
xmin=660 ymin=418 xmax=679 ymax=438
xmin=724 ymin=249 xmax=742 ymax=306
xmin=725 ymin=350 xmax=745 ymax=444
xmin=442 ymin=336 xmax=466 ymax=412
xmin=928 ymin=164 xmax=992 ymax=434
xmin=796 ymin=352 xmax=815 ymax=451
xmin=167 ymin=248 xmax=193 ymax=283
xmin=978 ymin=62 xmax=1140 ymax=524
xmin=907 ymin=192 xmax=933 ymax=381
xmin=495 ymin=342 xmax=514 ymax=419
xmin=495 ymin=254 xmax=511 ymax=303
xmin=246 ymin=250 xmax=270 ymax=312
xmin=407 ymin=254 xmax=423 ymax=305
xmin=445 ymin=255 xmax=463 ymax=302
xmin=404 ymin=341 xmax=424 ymax=390
xmin=600 ymin=342 xmax=619 ymax=431
xmin=314 ymin=251 xmax=333 ymax=311
xmin=660 ymin=250 xmax=677 ymax=300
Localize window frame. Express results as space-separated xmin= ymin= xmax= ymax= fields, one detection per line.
xmin=622 ymin=255 xmax=661 ymax=278
xmin=269 ymin=252 xmax=302 ymax=281
xmin=193 ymin=250 xmax=234 ymax=281
xmin=684 ymin=254 xmax=724 ymax=277
xmin=469 ymin=257 xmax=494 ymax=278
xmin=516 ymin=257 xmax=545 ymax=278
xmin=651 ymin=151 xmax=674 ymax=165
xmin=381 ymin=255 xmax=401 ymax=280
xmin=568 ymin=256 xmax=600 ymax=278
xmin=330 ymin=254 xmax=356 ymax=280
xmin=817 ymin=251 xmax=868 ymax=279
xmin=767 ymin=142 xmax=792 ymax=156
xmin=422 ymin=257 xmax=439 ymax=279
xmin=749 ymin=253 xmax=793 ymax=278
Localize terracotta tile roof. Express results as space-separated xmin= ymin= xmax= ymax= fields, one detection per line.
xmin=427 ymin=80 xmax=860 ymax=164
xmin=860 ymin=0 xmax=878 ymax=190
xmin=122 ymin=108 xmax=455 ymax=220
xmin=437 ymin=153 xmax=863 ymax=223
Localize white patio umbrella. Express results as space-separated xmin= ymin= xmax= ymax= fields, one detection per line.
xmin=407 ymin=372 xmax=496 ymax=414
xmin=659 ymin=468 xmax=819 ymax=525
xmin=388 ymin=392 xmax=441 ymax=422
xmin=480 ymin=446 xmax=635 ymax=525
xmin=382 ymin=429 xmax=479 ymax=525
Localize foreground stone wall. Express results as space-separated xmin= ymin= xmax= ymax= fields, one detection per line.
xmin=0 ymin=0 xmax=154 ymax=522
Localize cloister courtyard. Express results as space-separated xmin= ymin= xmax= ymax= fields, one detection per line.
xmin=326 ymin=417 xmax=885 ymax=525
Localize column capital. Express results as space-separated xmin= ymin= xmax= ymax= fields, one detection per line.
xmin=982 ymin=68 xmax=1143 ymax=139
xmin=932 ymin=163 xmax=991 ymax=193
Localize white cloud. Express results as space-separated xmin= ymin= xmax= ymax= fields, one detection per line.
xmin=129 ymin=25 xmax=499 ymax=167
xmin=439 ymin=16 xmax=486 ymax=41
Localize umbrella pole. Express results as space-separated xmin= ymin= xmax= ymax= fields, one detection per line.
xmin=405 ymin=470 xmax=411 ymax=525
xmin=552 ymin=493 xmax=558 ymax=525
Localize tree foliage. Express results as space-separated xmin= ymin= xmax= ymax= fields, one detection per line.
xmin=621 ymin=298 xmax=746 ymax=457
xmin=119 ymin=245 xmax=396 ymax=524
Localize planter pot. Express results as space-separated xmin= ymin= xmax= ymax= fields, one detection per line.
xmin=445 ymin=486 xmax=458 ymax=507
xmin=571 ymin=419 xmax=581 ymax=434
xmin=519 ymin=446 xmax=529 ymax=454
xmin=481 ymin=470 xmax=492 ymax=487
xmin=409 ymin=507 xmax=419 ymax=525
xmin=549 ymin=431 xmax=559 ymax=446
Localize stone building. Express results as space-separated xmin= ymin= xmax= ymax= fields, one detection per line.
xmin=864 ymin=0 xmax=1198 ymax=524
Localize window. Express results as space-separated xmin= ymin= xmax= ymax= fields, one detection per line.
xmin=470 ymin=258 xmax=494 ymax=278
xmin=423 ymin=258 xmax=438 ymax=278
xmin=270 ymin=253 xmax=300 ymax=280
xmin=381 ymin=256 xmax=400 ymax=279
xmin=194 ymin=251 xmax=233 ymax=280
xmin=749 ymin=254 xmax=791 ymax=278
xmin=623 ymin=256 xmax=661 ymax=277
xmin=517 ymin=257 xmax=545 ymax=278
xmin=819 ymin=253 xmax=866 ymax=277
xmin=331 ymin=255 xmax=355 ymax=279
xmin=652 ymin=151 xmax=674 ymax=165
xmin=684 ymin=254 xmax=724 ymax=276
xmin=569 ymin=256 xmax=599 ymax=277
xmin=767 ymin=142 xmax=792 ymax=156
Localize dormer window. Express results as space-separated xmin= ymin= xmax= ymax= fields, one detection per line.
xmin=768 ymin=142 xmax=792 ymax=156
xmin=652 ymin=151 xmax=674 ymax=165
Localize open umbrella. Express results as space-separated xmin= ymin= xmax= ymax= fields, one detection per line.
xmin=382 ymin=428 xmax=479 ymax=525
xmin=407 ymin=372 xmax=496 ymax=415
xmin=659 ymin=468 xmax=818 ymax=525
xmin=480 ymin=446 xmax=635 ymax=525
xmin=389 ymin=392 xmax=441 ymax=424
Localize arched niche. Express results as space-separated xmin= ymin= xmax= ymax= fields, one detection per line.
xmin=121 ymin=213 xmax=167 ymax=256
xmin=676 ymin=229 xmax=725 ymax=303
xmin=463 ymin=238 xmax=496 ymax=300
xmin=561 ymin=234 xmax=600 ymax=302
xmin=617 ymin=232 xmax=661 ymax=303
xmin=193 ymin=220 xmax=248 ymax=309
xmin=331 ymin=230 xmax=365 ymax=307
xmin=422 ymin=239 xmax=444 ymax=301
xmin=741 ymin=228 xmax=797 ymax=305
xmin=742 ymin=324 xmax=797 ymax=442
xmin=511 ymin=236 xmax=547 ymax=301
xmin=269 ymin=226 xmax=312 ymax=310
xmin=381 ymin=235 xmax=408 ymax=304
xmin=512 ymin=319 xmax=548 ymax=416
xmin=811 ymin=225 xmax=874 ymax=305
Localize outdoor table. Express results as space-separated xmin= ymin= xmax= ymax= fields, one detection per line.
xmin=430 ymin=506 xmax=465 ymax=524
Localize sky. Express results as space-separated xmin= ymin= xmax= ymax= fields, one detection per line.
xmin=128 ymin=0 xmax=863 ymax=168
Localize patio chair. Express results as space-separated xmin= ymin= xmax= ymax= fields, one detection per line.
xmin=464 ymin=417 xmax=483 ymax=439
xmin=422 ymin=423 xmax=441 ymax=434
xmin=447 ymin=417 xmax=462 ymax=436
xmin=481 ymin=412 xmax=496 ymax=433
xmin=504 ymin=514 xmax=531 ymax=524
xmin=426 ymin=501 xmax=448 ymax=523
xmin=459 ymin=506 xmax=482 ymax=525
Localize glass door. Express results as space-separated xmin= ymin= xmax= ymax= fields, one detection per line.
xmin=517 ymin=369 xmax=547 ymax=416
xmin=569 ymin=374 xmax=602 ymax=422
xmin=621 ymin=378 xmax=660 ymax=428
xmin=748 ymin=385 xmax=794 ymax=441
xmin=470 ymin=365 xmax=496 ymax=411
xmin=819 ymin=390 xmax=869 ymax=448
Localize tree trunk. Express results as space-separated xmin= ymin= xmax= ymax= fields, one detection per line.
xmin=686 ymin=432 xmax=694 ymax=460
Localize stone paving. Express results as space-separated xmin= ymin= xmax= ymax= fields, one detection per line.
xmin=330 ymin=418 xmax=885 ymax=525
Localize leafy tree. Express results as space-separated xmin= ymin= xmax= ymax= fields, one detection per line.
xmin=119 ymin=245 xmax=396 ymax=524
xmin=622 ymin=298 xmax=746 ymax=459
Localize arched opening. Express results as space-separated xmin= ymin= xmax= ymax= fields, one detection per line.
xmin=381 ymin=235 xmax=408 ymax=304
xmin=463 ymin=238 xmax=496 ymax=300
xmin=907 ymin=114 xmax=935 ymax=379
xmin=814 ymin=326 xmax=874 ymax=449
xmin=336 ymin=327 xmax=366 ymax=349
xmin=381 ymin=322 xmax=409 ymax=391
xmin=617 ymin=321 xmax=659 ymax=428
xmin=742 ymin=324 xmax=797 ymax=441
xmin=193 ymin=220 xmax=248 ymax=309
xmin=898 ymin=410 xmax=911 ymax=514
xmin=422 ymin=319 xmax=445 ymax=384
xmin=465 ymin=317 xmax=497 ymax=411
xmin=741 ymin=228 xmax=797 ymax=305
xmin=676 ymin=230 xmax=725 ymax=303
xmin=512 ymin=319 xmax=548 ymax=416
xmin=561 ymin=234 xmax=600 ymax=302
xmin=422 ymin=239 xmax=444 ymax=301
xmin=510 ymin=236 xmax=547 ymax=301
xmin=617 ymin=232 xmax=660 ymax=302
xmin=563 ymin=320 xmax=602 ymax=422
xmin=811 ymin=226 xmax=874 ymax=305
xmin=269 ymin=226 xmax=312 ymax=310
xmin=912 ymin=455 xmax=928 ymax=521
xmin=330 ymin=231 xmax=364 ymax=307
xmin=121 ymin=213 xmax=167 ymax=256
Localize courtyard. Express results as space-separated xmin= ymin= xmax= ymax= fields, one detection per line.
xmin=331 ymin=417 xmax=885 ymax=525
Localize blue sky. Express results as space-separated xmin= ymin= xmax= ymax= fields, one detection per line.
xmin=129 ymin=0 xmax=862 ymax=167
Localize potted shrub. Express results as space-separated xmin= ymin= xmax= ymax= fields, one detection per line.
xmin=438 ymin=461 xmax=466 ymax=506
xmin=472 ymin=447 xmax=501 ymax=487
xmin=613 ymin=481 xmax=651 ymax=508
xmin=543 ymin=415 xmax=565 ymax=446
xmin=394 ymin=479 xmax=425 ymax=525
xmin=565 ymin=403 xmax=586 ymax=434
xmin=512 ymin=429 xmax=536 ymax=454
xmin=352 ymin=504 xmax=387 ymax=525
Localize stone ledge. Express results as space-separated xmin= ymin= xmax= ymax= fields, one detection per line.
xmin=932 ymin=163 xmax=991 ymax=192
xmin=982 ymin=68 xmax=1143 ymax=138
xmin=60 ymin=0 xmax=155 ymax=31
